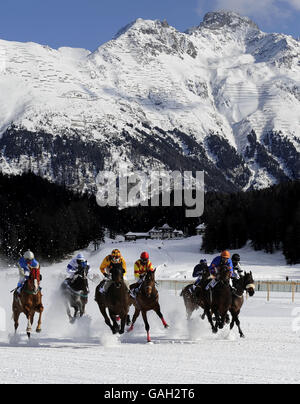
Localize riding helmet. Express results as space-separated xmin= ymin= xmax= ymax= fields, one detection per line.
xmin=232 ymin=254 xmax=241 ymax=263
xmin=140 ymin=252 xmax=149 ymax=262
xmin=111 ymin=249 xmax=121 ymax=263
xmin=221 ymin=250 xmax=231 ymax=259
xmin=24 ymin=250 xmax=34 ymax=261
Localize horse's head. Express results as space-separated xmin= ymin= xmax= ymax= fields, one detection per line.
xmin=28 ymin=266 xmax=40 ymax=294
xmin=219 ymin=264 xmax=231 ymax=282
xmin=72 ymin=263 xmax=89 ymax=293
xmin=110 ymin=264 xmax=125 ymax=289
xmin=75 ymin=263 xmax=89 ymax=280
xmin=142 ymin=269 xmax=156 ymax=298
xmin=244 ymin=271 xmax=255 ymax=297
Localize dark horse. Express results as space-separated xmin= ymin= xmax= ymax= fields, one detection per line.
xmin=12 ymin=266 xmax=44 ymax=339
xmin=180 ymin=267 xmax=210 ymax=320
xmin=128 ymin=269 xmax=169 ymax=343
xmin=95 ymin=264 xmax=130 ymax=335
xmin=60 ymin=264 xmax=89 ymax=323
xmin=230 ymin=271 xmax=255 ymax=338
xmin=203 ymin=265 xmax=232 ymax=334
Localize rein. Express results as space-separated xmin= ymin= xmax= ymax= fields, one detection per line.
xmin=66 ymin=284 xmax=89 ymax=298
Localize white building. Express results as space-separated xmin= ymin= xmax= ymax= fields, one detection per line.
xmin=195 ymin=223 xmax=206 ymax=235
xmin=125 ymin=223 xmax=185 ymax=241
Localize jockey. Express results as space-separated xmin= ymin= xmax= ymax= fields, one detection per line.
xmin=65 ymin=253 xmax=90 ymax=284
xmin=192 ymin=259 xmax=208 ymax=291
xmin=206 ymin=250 xmax=235 ymax=290
xmin=232 ymin=254 xmax=243 ymax=279
xmin=99 ymin=249 xmax=129 ymax=294
xmin=131 ymin=252 xmax=155 ymax=298
xmin=16 ymin=250 xmax=40 ymax=294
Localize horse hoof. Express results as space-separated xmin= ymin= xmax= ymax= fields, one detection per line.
xmin=36 ymin=329 xmax=42 ymax=333
xmin=27 ymin=332 xmax=31 ymax=339
xmin=127 ymin=325 xmax=134 ymax=332
xmin=119 ymin=330 xmax=124 ymax=335
xmin=240 ymin=334 xmax=245 ymax=338
xmin=164 ymin=324 xmax=169 ymax=329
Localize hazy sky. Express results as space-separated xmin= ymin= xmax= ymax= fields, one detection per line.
xmin=0 ymin=0 xmax=299 ymax=50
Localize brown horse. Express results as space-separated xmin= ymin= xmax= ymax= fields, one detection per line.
xmin=12 ymin=267 xmax=44 ymax=339
xmin=230 ymin=271 xmax=255 ymax=338
xmin=128 ymin=269 xmax=169 ymax=343
xmin=203 ymin=265 xmax=232 ymax=334
xmin=95 ymin=264 xmax=130 ymax=335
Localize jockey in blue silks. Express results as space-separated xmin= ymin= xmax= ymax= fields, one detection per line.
xmin=206 ymin=250 xmax=236 ymax=289
xmin=16 ymin=250 xmax=40 ymax=294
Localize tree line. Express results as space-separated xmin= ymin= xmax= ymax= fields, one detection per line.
xmin=202 ymin=181 xmax=300 ymax=264
xmin=0 ymin=172 xmax=299 ymax=264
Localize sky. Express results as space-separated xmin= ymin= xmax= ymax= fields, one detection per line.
xmin=0 ymin=0 xmax=299 ymax=51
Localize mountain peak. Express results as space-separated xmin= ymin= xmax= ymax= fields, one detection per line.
xmin=200 ymin=11 xmax=259 ymax=31
xmin=114 ymin=18 xmax=170 ymax=40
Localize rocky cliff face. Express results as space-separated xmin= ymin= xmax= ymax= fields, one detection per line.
xmin=0 ymin=11 xmax=299 ymax=193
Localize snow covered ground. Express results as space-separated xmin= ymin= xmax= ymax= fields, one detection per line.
xmin=0 ymin=236 xmax=300 ymax=384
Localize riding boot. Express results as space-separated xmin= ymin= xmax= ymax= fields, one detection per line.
xmin=17 ymin=281 xmax=24 ymax=295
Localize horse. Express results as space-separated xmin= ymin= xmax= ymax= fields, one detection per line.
xmin=203 ymin=265 xmax=232 ymax=334
xmin=95 ymin=264 xmax=130 ymax=335
xmin=12 ymin=266 xmax=44 ymax=339
xmin=230 ymin=271 xmax=255 ymax=338
xmin=128 ymin=269 xmax=169 ymax=343
xmin=180 ymin=268 xmax=210 ymax=320
xmin=60 ymin=264 xmax=89 ymax=323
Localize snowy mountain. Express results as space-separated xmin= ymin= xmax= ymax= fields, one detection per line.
xmin=0 ymin=11 xmax=299 ymax=193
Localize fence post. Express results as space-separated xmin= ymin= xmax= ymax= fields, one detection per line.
xmin=267 ymin=282 xmax=270 ymax=302
xmin=292 ymin=283 xmax=295 ymax=303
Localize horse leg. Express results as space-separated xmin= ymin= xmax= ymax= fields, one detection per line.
xmin=206 ymin=306 xmax=218 ymax=334
xmin=36 ymin=306 xmax=43 ymax=333
xmin=141 ymin=311 xmax=151 ymax=343
xmin=185 ymin=300 xmax=194 ymax=321
xmin=13 ymin=308 xmax=20 ymax=334
xmin=215 ymin=310 xmax=224 ymax=329
xmin=154 ymin=304 xmax=169 ymax=328
xmin=99 ymin=305 xmax=115 ymax=334
xmin=25 ymin=311 xmax=33 ymax=339
xmin=63 ymin=296 xmax=73 ymax=323
xmin=109 ymin=309 xmax=119 ymax=334
xmin=119 ymin=314 xmax=127 ymax=335
xmin=233 ymin=312 xmax=244 ymax=338
xmin=230 ymin=312 xmax=235 ymax=330
xmin=128 ymin=308 xmax=140 ymax=332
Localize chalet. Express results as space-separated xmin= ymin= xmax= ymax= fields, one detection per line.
xmin=195 ymin=223 xmax=206 ymax=235
xmin=124 ymin=232 xmax=151 ymax=241
xmin=125 ymin=223 xmax=184 ymax=241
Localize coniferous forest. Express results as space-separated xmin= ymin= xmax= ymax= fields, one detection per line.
xmin=0 ymin=172 xmax=299 ymax=264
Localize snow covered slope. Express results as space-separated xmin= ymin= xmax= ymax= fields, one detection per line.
xmin=0 ymin=11 xmax=299 ymax=192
